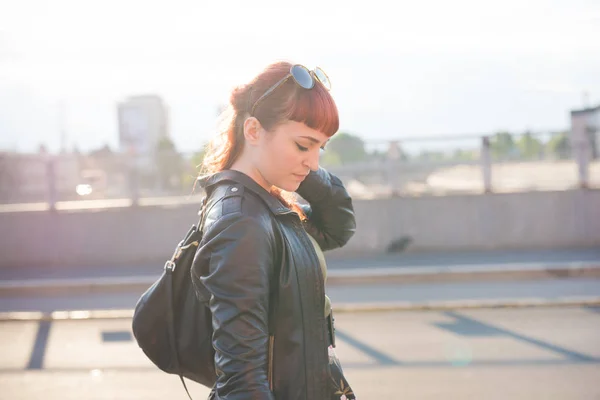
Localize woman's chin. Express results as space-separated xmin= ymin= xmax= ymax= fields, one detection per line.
xmin=284 ymin=183 xmax=301 ymax=192
xmin=275 ymin=181 xmax=301 ymax=193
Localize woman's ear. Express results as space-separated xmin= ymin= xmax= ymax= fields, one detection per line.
xmin=243 ymin=117 xmax=264 ymax=145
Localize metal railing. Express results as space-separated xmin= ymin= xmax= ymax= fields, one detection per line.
xmin=321 ymin=131 xmax=598 ymax=198
xmin=1 ymin=130 xmax=598 ymax=208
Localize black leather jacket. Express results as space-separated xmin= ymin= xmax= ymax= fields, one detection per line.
xmin=191 ymin=168 xmax=355 ymax=400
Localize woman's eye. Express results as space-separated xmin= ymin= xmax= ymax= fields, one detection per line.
xmin=296 ymin=143 xmax=309 ymax=152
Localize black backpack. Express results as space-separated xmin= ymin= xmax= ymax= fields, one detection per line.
xmin=132 ymin=192 xmax=280 ymax=399
xmin=132 ymin=197 xmax=215 ymax=399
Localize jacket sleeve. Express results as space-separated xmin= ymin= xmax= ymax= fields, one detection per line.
xmin=193 ymin=213 xmax=275 ymax=400
xmin=296 ymin=167 xmax=356 ymax=251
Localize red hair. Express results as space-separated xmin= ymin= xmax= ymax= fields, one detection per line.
xmin=200 ymin=61 xmax=339 ymax=219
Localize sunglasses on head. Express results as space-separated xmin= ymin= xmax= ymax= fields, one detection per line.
xmin=251 ymin=64 xmax=331 ymax=115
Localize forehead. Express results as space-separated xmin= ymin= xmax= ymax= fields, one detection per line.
xmin=275 ymin=120 xmax=329 ymax=143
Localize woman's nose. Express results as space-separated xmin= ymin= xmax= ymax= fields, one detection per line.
xmin=304 ymin=149 xmax=320 ymax=172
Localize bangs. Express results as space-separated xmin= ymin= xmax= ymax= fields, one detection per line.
xmin=285 ymin=83 xmax=339 ymax=137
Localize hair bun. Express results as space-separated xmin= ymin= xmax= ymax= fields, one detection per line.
xmin=230 ymin=84 xmax=252 ymax=113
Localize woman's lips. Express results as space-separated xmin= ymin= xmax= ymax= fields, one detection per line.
xmin=293 ymin=173 xmax=307 ymax=181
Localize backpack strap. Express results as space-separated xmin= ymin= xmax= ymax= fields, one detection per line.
xmin=166 ymin=266 xmax=194 ymax=400
xmin=174 ymin=196 xmax=209 ymax=400
xmin=179 ymin=375 xmax=193 ymax=400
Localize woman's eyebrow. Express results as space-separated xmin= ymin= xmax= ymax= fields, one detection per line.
xmin=298 ymin=136 xmax=329 ymax=145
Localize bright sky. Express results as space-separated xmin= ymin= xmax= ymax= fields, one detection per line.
xmin=1 ymin=0 xmax=599 ymax=153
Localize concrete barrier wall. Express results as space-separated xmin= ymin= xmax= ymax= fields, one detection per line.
xmin=326 ymin=189 xmax=600 ymax=258
xmin=0 ymin=205 xmax=201 ymax=269
xmin=1 ymin=190 xmax=599 ymax=268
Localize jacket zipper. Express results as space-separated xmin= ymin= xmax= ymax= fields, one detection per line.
xmin=268 ymin=335 xmax=275 ymax=391
xmin=293 ymin=221 xmax=328 ymax=399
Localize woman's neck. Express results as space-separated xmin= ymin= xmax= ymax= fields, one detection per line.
xmin=229 ymin=158 xmax=271 ymax=193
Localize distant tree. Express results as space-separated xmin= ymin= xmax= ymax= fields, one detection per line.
xmin=325 ymin=132 xmax=368 ymax=164
xmin=191 ymin=147 xmax=206 ymax=171
xmin=546 ymin=132 xmax=570 ymax=159
xmin=452 ymin=149 xmax=478 ymax=161
xmin=89 ymin=144 xmax=113 ymax=158
xmin=368 ymin=149 xmax=388 ymax=162
xmin=516 ymin=131 xmax=544 ymax=160
xmin=155 ymin=137 xmax=183 ymax=191
xmin=490 ymin=131 xmax=517 ymax=159
xmin=417 ymin=151 xmax=445 ymax=161
xmin=156 ymin=137 xmax=176 ymax=153
xmin=320 ymin=151 xmax=342 ymax=167
xmin=83 ymin=143 xmax=117 ymax=171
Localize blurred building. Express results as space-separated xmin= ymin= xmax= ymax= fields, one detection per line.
xmin=0 ymin=151 xmax=80 ymax=203
xmin=117 ymin=95 xmax=170 ymax=157
xmin=570 ymin=104 xmax=599 ymax=159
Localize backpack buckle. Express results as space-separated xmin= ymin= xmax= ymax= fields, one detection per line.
xmin=164 ymin=260 xmax=176 ymax=272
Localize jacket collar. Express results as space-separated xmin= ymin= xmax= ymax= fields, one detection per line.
xmin=197 ymin=170 xmax=294 ymax=216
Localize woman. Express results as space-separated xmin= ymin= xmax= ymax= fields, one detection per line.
xmin=191 ymin=61 xmax=357 ymax=400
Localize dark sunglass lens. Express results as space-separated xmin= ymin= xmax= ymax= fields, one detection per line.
xmin=313 ymin=67 xmax=331 ymax=90
xmin=291 ymin=65 xmax=314 ymax=89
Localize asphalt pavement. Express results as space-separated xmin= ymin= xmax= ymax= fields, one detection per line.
xmin=1 ymin=244 xmax=599 ymax=398
xmin=2 ymin=248 xmax=599 ymax=281
xmin=0 ymin=278 xmax=598 ymax=314
xmin=1 ymin=307 xmax=599 ymax=399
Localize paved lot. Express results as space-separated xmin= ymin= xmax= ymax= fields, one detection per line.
xmin=1 ymin=278 xmax=600 ymax=313
xmin=2 ymin=248 xmax=599 ymax=280
xmin=1 ymin=307 xmax=600 ymax=399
